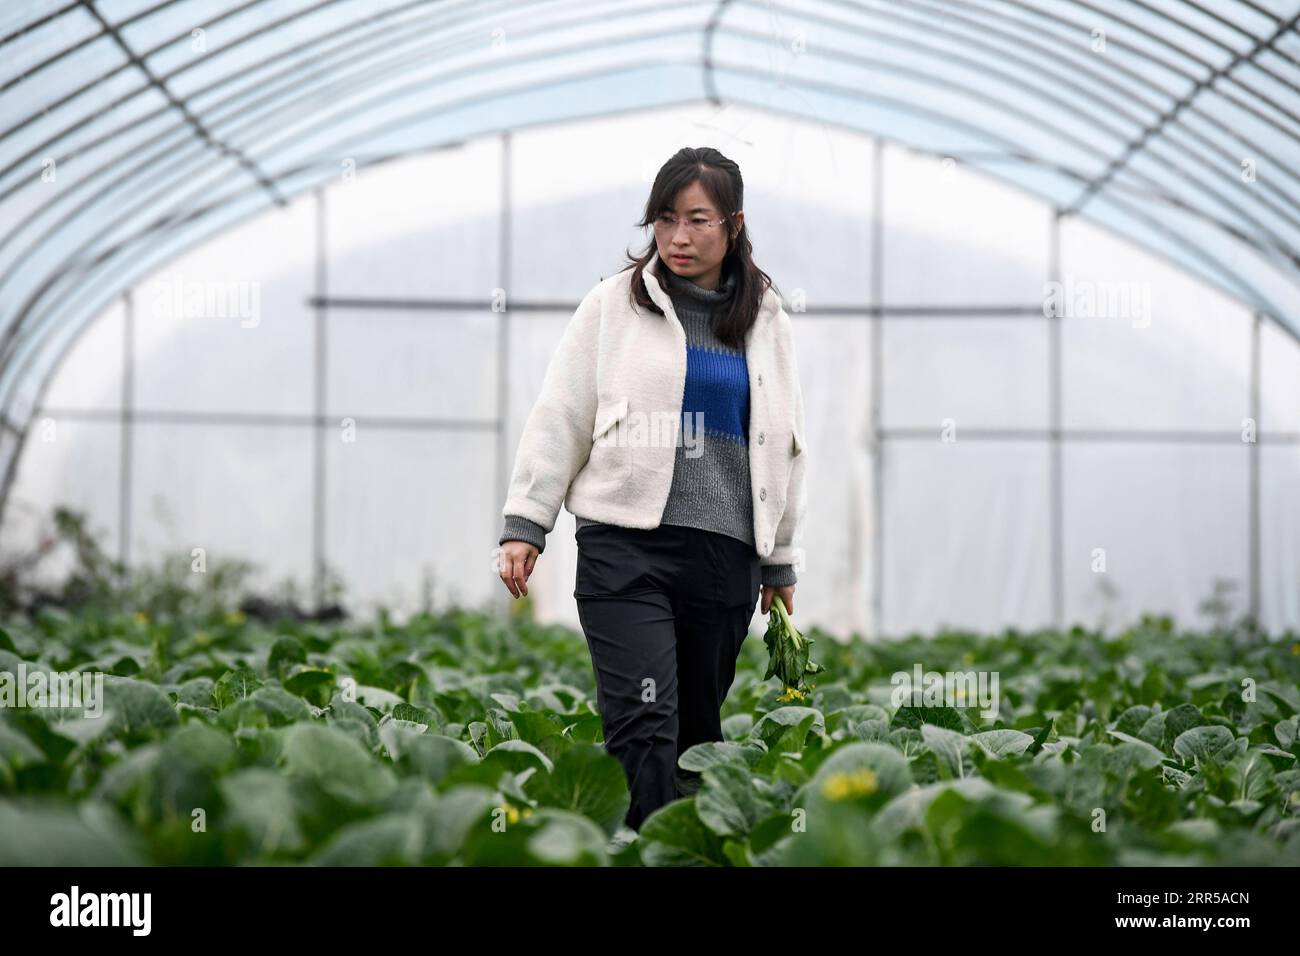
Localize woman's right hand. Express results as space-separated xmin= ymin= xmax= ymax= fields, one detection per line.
xmin=498 ymin=540 xmax=539 ymax=598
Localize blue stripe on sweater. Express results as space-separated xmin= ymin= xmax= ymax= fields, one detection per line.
xmin=682 ymin=344 xmax=749 ymax=444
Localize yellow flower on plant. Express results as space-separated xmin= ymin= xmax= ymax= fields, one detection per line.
xmin=821 ymin=768 xmax=879 ymax=801
xmin=224 ymin=609 xmax=247 ymax=626
xmin=495 ymin=801 xmax=534 ymax=824
xmin=133 ymin=611 xmax=149 ymax=625
xmin=777 ymin=685 xmax=807 ymax=703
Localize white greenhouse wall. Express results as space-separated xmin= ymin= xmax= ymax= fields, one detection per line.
xmin=9 ymin=104 xmax=1300 ymax=641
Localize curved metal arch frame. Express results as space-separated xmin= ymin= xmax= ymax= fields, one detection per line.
xmin=8 ymin=75 xmax=1296 ymax=436
xmin=4 ymin=12 xmax=1298 ymax=384
xmin=4 ymin=43 xmax=1298 ymax=416
xmin=0 ymin=0 xmax=660 ymax=356
xmin=0 ymin=0 xmax=1298 ymax=544
xmin=842 ymin=0 xmax=1300 ymax=222
xmin=1 ymin=0 xmax=1295 ymax=334
xmin=719 ymin=13 xmax=1300 ymax=265
xmin=0 ymin=0 xmax=515 ymax=188
xmin=4 ymin=0 xmax=1296 ymax=141
xmin=0 ymin=43 xmax=1280 ymax=408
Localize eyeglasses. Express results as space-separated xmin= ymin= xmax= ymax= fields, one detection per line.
xmin=652 ymin=211 xmax=735 ymax=236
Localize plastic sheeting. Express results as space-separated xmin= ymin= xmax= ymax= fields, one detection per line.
xmin=4 ymin=0 xmax=1300 ymax=638
xmin=8 ymin=106 xmax=1298 ymax=641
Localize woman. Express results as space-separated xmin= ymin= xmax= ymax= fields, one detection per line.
xmin=495 ymin=146 xmax=808 ymax=831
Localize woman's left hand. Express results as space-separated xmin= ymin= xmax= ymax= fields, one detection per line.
xmin=760 ymin=585 xmax=794 ymax=616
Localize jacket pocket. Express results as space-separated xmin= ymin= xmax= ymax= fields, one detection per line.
xmin=593 ymin=395 xmax=629 ymax=440
xmin=775 ymin=422 xmax=804 ymax=513
xmin=589 ymin=395 xmax=632 ymax=481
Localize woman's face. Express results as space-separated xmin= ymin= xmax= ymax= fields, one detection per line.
xmin=653 ymin=181 xmax=742 ymax=291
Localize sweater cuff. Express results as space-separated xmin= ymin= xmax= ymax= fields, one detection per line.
xmin=761 ymin=563 xmax=797 ymax=588
xmin=500 ymin=515 xmax=548 ymax=554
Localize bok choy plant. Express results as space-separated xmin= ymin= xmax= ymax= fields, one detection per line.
xmin=762 ymin=593 xmax=824 ymax=698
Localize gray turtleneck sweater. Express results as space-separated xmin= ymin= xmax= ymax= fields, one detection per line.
xmin=499 ymin=262 xmax=797 ymax=588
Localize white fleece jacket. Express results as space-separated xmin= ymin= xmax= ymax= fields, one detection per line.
xmin=500 ymin=249 xmax=808 ymax=574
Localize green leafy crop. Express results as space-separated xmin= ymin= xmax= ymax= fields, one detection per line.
xmin=1 ymin=606 xmax=1297 ymax=867
xmin=761 ymin=593 xmax=824 ymax=699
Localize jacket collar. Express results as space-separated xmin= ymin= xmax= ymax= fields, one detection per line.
xmin=641 ymin=249 xmax=676 ymax=317
xmin=643 ymin=249 xmax=779 ymax=327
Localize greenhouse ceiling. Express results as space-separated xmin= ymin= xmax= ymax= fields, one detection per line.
xmin=1 ymin=0 xmax=1299 ymax=471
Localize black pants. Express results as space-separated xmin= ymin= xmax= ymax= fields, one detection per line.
xmin=573 ymin=522 xmax=761 ymax=831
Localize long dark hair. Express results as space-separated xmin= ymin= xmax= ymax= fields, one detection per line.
xmin=622 ymin=147 xmax=775 ymax=350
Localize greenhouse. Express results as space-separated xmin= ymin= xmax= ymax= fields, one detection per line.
xmin=4 ymin=0 xmax=1299 ymax=638
xmin=0 ymin=0 xmax=1297 ymax=875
